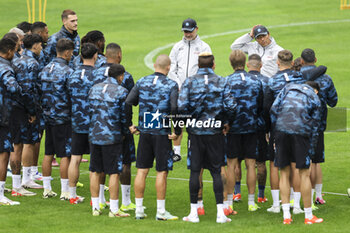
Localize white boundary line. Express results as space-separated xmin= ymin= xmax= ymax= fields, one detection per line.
xmin=144 ymin=19 xmax=350 ymax=71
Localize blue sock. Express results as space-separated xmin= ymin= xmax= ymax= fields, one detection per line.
xmin=258 ymin=185 xmax=265 ymax=198
xmin=234 ymin=181 xmax=241 ymax=194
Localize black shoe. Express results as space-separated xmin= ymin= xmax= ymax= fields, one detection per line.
xmin=172 ymin=152 xmax=181 ymax=162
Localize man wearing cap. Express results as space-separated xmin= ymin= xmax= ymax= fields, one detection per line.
xmin=230 ymin=25 xmax=283 ymax=77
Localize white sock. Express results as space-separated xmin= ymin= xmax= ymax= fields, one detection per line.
xmin=135 ymin=198 xmax=144 ymax=213
xmin=216 ymin=203 xmax=225 ymax=217
xmin=99 ymin=184 xmax=106 ymax=204
xmin=43 ymin=176 xmax=52 ymax=190
xmin=227 ymin=194 xmax=233 ymax=206
xmin=173 ymin=145 xmax=181 ymax=155
xmin=315 ymin=184 xmax=322 ymax=199
xmin=22 ymin=167 xmax=31 ymax=184
xmin=248 ymin=194 xmax=255 ymax=206
xmin=282 ymin=203 xmax=291 ymax=219
xmin=60 ymin=179 xmax=69 ymax=193
xmin=92 ymin=197 xmax=99 ymax=210
xmin=304 ymin=207 xmax=312 ymax=219
xmin=157 ymin=199 xmax=165 ymax=213
xmin=12 ymin=175 xmax=21 ymax=189
xmin=290 ymin=187 xmax=294 ymax=200
xmin=121 ymin=184 xmax=131 ymax=206
xmin=224 ymin=200 xmax=229 ymax=208
xmin=197 ymin=200 xmax=203 ymax=208
xmin=0 ymin=181 xmax=5 ymax=198
xmin=311 ymin=188 xmax=315 ymax=202
xmin=190 ymin=203 xmax=198 ymax=216
xmin=294 ymin=192 xmax=301 ymax=209
xmin=69 ymin=186 xmax=77 ymax=199
xmin=31 ymin=166 xmax=38 ymax=175
xmin=271 ymin=189 xmax=280 ymax=207
xmin=110 ymin=199 xmax=119 ymax=213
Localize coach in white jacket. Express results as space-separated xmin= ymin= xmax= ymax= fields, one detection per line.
xmin=230 ymin=25 xmax=283 ymax=77
xmin=169 ymin=18 xmax=212 ymax=89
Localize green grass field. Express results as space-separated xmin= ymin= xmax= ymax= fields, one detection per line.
xmin=1 ymin=0 xmax=350 ymax=232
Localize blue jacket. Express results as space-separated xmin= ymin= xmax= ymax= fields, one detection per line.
xmin=68 ymin=65 xmax=96 ymax=133
xmin=225 ymin=70 xmax=263 ymax=134
xmin=0 ymin=57 xmax=22 ymax=126
xmin=45 ymin=26 xmax=80 ymax=65
xmin=270 ymin=83 xmax=321 ymax=150
xmin=178 ymin=68 xmax=236 ymax=135
xmin=88 ymin=77 xmax=128 ymax=145
xmin=72 ymin=54 xmax=106 ymax=70
xmin=126 ymin=72 xmax=180 ymax=135
xmin=301 ymin=65 xmax=338 ymax=132
xmin=40 ymin=57 xmax=73 ymax=125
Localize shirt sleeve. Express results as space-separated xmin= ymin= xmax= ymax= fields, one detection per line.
xmin=230 ymin=33 xmax=253 ymax=53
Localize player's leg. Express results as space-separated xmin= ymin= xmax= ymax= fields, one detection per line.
xmin=197 ymin=168 xmax=205 ymax=215
xmin=314 ymin=163 xmax=324 ymax=203
xmin=134 ymin=168 xmax=149 ymax=218
xmin=233 ymin=161 xmax=242 ymax=201
xmin=291 ymin=162 xmax=303 ymax=214
xmin=21 ymin=143 xmax=42 ymax=189
xmin=226 ymin=158 xmax=236 ymax=208
xmin=172 ymin=130 xmax=183 ymax=161
xmin=246 ymin=158 xmax=258 ymax=211
xmin=280 ymin=165 xmax=292 ymax=223
xmin=0 ymin=151 xmax=20 ymax=205
xmin=90 ymin=171 xmax=101 ymax=215
xmin=68 ymin=154 xmax=82 ymax=202
xmin=42 ymin=124 xmax=56 ymax=197
xmin=313 ymin=132 xmax=325 ymax=205
xmin=257 ymin=131 xmax=268 ymax=203
xmin=10 ymin=144 xmax=24 ymax=193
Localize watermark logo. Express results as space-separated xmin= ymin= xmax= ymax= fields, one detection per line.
xmin=144 ymin=110 xmax=162 ymax=129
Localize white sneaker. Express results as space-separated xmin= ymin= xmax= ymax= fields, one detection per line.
xmin=183 ymin=214 xmax=199 ymax=223
xmin=267 ymin=206 xmax=280 ymax=213
xmin=216 ymin=215 xmax=232 ymax=223
xmin=11 ymin=187 xmax=36 ymax=196
xmin=43 ymin=189 xmax=57 ymax=198
xmin=293 ymin=207 xmax=304 ymax=214
xmin=31 ymin=171 xmax=43 ymax=181
xmin=22 ymin=180 xmax=43 ymax=189
xmin=60 ymin=192 xmax=70 ymax=201
xmin=0 ymin=196 xmax=20 ymax=205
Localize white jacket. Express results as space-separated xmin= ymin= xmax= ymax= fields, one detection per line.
xmin=169 ymin=36 xmax=211 ymax=88
xmin=230 ymin=33 xmax=283 ymax=77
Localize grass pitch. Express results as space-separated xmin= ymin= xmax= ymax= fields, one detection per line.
xmin=1 ymin=0 xmax=350 ymax=232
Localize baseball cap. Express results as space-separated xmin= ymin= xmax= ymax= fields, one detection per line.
xmin=182 ymin=18 xmax=197 ymax=32
xmin=253 ymin=25 xmax=269 ymax=38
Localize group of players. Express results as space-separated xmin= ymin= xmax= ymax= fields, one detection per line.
xmin=0 ymin=9 xmax=338 ymax=225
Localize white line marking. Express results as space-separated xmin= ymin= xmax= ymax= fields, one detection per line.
xmin=144 ymin=19 xmax=350 ymax=71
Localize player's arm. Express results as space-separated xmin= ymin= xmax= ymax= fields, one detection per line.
xmin=168 ymin=45 xmax=181 ymax=87
xmin=125 ymin=82 xmax=139 ymax=106
xmin=326 ymin=78 xmax=338 ymax=107
xmin=169 ymin=83 xmax=181 ymax=136
xmin=44 ymin=35 xmax=57 ymax=63
xmin=120 ymin=91 xmax=129 ymax=136
xmin=230 ymin=27 xmax=256 ymax=53
xmin=177 ymin=77 xmax=190 ymax=115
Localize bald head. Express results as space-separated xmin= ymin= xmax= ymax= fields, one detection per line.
xmin=154 ymin=54 xmax=171 ymax=74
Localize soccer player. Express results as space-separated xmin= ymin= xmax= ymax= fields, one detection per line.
xmin=300 ymin=48 xmax=338 ymax=205
xmin=45 ymin=9 xmax=80 ymax=65
xmin=0 ymin=37 xmax=23 ymax=205
xmin=11 ymin=34 xmax=44 ymax=195
xmin=246 ymin=54 xmax=269 ymax=203
xmin=270 ymin=81 xmax=323 ymax=224
xmin=225 ymin=50 xmax=263 ymax=212
xmin=126 ymin=54 xmax=180 ymax=221
xmin=7 ymin=28 xmax=24 ymax=58
xmin=179 ymin=52 xmax=236 ymax=223
xmin=230 ymin=25 xmax=283 ymax=77
xmin=72 ymin=30 xmax=106 ymax=69
xmin=31 ymin=21 xmax=50 ymax=70
xmin=67 ymin=42 xmax=98 ymax=204
xmin=40 ymin=38 xmax=75 ymax=199
xmin=16 ymin=22 xmax=32 ymax=35
xmin=94 ymin=42 xmax=136 ymax=211
xmin=88 ymin=64 xmax=130 ymax=217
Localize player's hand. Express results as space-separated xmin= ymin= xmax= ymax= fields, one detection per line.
xmin=129 ymin=125 xmax=140 ymax=135
xmin=168 ymin=133 xmax=179 ymax=140
xmin=222 ymin=123 xmax=230 ymax=136
xmin=250 ymin=24 xmax=261 ymax=38
xmin=28 ymin=115 xmax=36 ymax=124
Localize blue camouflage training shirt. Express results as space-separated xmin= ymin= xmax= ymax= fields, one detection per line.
xmin=72 ymin=54 xmax=106 ymax=70
xmin=126 ymin=72 xmax=179 ymax=135
xmin=68 ymin=65 xmax=96 ymax=134
xmin=88 ymin=77 xmax=128 ymax=145
xmin=40 ymin=57 xmax=73 ymax=125
xmin=178 ymin=68 xmax=236 ymax=135
xmin=225 ymin=70 xmax=263 ymax=134
xmin=301 ymin=65 xmax=338 ymax=132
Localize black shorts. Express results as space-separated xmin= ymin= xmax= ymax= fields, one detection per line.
xmin=45 ymin=123 xmax=72 ymax=158
xmin=256 ymin=131 xmax=268 ymax=162
xmin=0 ymin=126 xmax=13 ymax=153
xmin=274 ymin=131 xmax=312 ymax=169
xmin=312 ymin=132 xmax=324 ymax=163
xmin=226 ymin=133 xmax=258 ymax=160
xmin=187 ymin=133 xmax=225 ymax=173
xmin=10 ymin=106 xmax=39 ymax=144
xmin=122 ymin=133 xmax=136 ymax=164
xmin=136 ymin=133 xmax=173 ymax=172
xmin=89 ymin=143 xmax=123 ymax=175
xmin=71 ymin=132 xmax=90 ymax=155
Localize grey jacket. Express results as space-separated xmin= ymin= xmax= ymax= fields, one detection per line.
xmin=230 ymin=33 xmax=283 ymax=77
